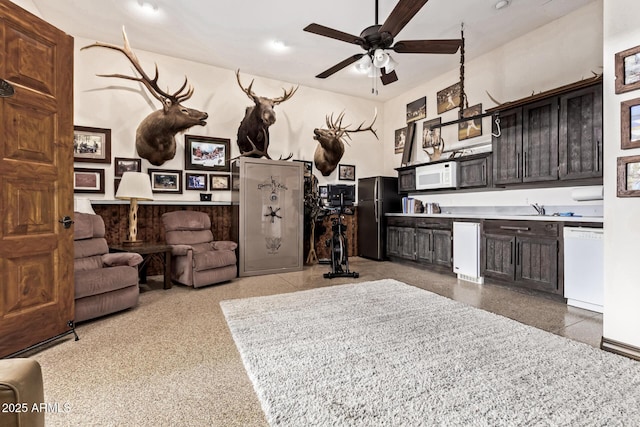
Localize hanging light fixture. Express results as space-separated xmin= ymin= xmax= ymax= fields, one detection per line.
xmin=384 ymin=54 xmax=398 ymax=73
xmin=355 ymin=55 xmax=373 ymax=74
xmin=372 ymin=48 xmax=390 ymax=69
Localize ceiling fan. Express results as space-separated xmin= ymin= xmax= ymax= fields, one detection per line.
xmin=304 ymin=0 xmax=462 ymax=85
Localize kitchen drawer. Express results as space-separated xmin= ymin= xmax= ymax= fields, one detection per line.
xmin=416 ymin=217 xmax=452 ymax=229
xmin=483 ymin=220 xmax=559 ymax=237
xmin=387 ymin=216 xmax=416 ymax=227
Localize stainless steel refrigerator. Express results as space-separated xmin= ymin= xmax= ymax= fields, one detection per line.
xmin=357 ymin=176 xmax=402 ymax=260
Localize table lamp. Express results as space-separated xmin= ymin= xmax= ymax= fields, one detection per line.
xmin=115 ymin=171 xmax=153 ymax=245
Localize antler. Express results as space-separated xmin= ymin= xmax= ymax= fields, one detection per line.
xmin=81 ymin=26 xmax=194 ymax=104
xmin=236 ymin=69 xmax=298 ymax=104
xmin=344 ymin=109 xmax=379 ymax=140
xmin=235 ymin=69 xmax=257 ymax=101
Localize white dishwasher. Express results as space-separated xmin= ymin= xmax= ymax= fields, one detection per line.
xmin=563 ymin=227 xmax=604 ymax=313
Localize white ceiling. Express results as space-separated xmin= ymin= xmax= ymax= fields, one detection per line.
xmin=30 ymin=0 xmax=595 ymax=101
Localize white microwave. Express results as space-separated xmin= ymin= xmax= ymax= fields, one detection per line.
xmin=415 ymin=161 xmax=458 ymax=190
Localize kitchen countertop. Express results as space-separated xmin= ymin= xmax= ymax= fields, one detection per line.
xmin=386 ymin=212 xmax=603 ymax=223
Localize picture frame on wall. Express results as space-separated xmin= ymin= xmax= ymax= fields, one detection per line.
xmin=437 ymin=82 xmax=461 ymax=114
xmin=148 ymin=169 xmax=182 ymax=194
xmin=184 ymin=135 xmax=230 ymax=172
xmin=394 ymin=127 xmax=407 ymax=154
xmin=615 ymin=45 xmax=640 ymax=94
xmin=406 ymin=97 xmax=426 ymax=123
xmin=73 ymin=126 xmax=111 ymax=164
xmin=114 ymin=157 xmax=142 ymax=177
xmin=293 ymin=160 xmax=313 ymax=176
xmin=617 ymin=155 xmax=640 ymax=197
xmin=319 ymin=185 xmax=328 ymax=199
xmin=338 ymin=164 xmax=356 ymax=181
xmin=73 ymin=168 xmax=105 ymax=194
xmin=210 ymin=173 xmax=230 ymax=191
xmin=458 ymin=104 xmax=483 ymax=141
xmin=185 ymin=172 xmax=208 ymax=191
xmin=621 ymin=97 xmax=640 ymax=149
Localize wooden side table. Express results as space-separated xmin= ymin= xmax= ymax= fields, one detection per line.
xmin=109 ymin=243 xmax=173 ymax=289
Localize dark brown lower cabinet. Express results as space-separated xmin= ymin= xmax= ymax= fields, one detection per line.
xmin=387 ymin=217 xmax=452 ymax=272
xmin=481 ymin=220 xmax=561 ymax=296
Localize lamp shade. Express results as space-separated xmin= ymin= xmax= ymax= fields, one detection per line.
xmin=74 ymin=197 xmax=96 ymax=215
xmin=385 ymin=54 xmax=398 ymax=73
xmin=355 ymin=55 xmax=372 ymax=74
xmin=116 ymin=172 xmax=153 ymax=201
xmin=372 ymin=49 xmax=390 ymax=68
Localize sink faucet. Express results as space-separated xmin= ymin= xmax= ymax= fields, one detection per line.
xmin=531 ymin=203 xmax=545 ymax=215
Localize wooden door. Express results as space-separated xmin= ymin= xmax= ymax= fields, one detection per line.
xmin=481 ymin=233 xmax=515 ymax=281
xmin=515 ymin=236 xmax=559 ymax=294
xmin=386 ymin=226 xmax=401 ymax=257
xmin=458 ymin=156 xmax=489 ymax=188
xmin=397 ymin=226 xmax=416 ymax=260
xmin=0 ymin=0 xmax=74 ymax=357
xmin=522 ymin=98 xmax=559 ymax=183
xmin=431 ymin=229 xmax=452 ymax=268
xmin=416 ymin=228 xmax=432 ymax=263
xmin=559 ymin=84 xmax=603 ymax=180
xmin=492 ymin=107 xmax=522 ymax=185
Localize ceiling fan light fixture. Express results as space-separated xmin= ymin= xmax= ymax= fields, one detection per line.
xmin=367 ymin=66 xmax=381 ymax=78
xmin=384 ymin=54 xmax=398 ymax=73
xmin=355 ymin=55 xmax=373 ymax=73
xmin=372 ymin=49 xmax=390 ymax=68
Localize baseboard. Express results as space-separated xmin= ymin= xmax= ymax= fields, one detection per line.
xmin=601 ymin=337 xmax=640 ymax=361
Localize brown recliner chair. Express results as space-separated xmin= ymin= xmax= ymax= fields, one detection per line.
xmin=0 ymin=358 xmax=45 ymax=427
xmin=162 ymin=211 xmax=237 ymax=288
xmin=74 ymin=212 xmax=143 ymax=322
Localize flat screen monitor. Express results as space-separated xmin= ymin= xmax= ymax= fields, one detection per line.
xmin=327 ymin=184 xmax=355 ymax=207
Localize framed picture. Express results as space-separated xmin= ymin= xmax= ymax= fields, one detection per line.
xmin=148 ymin=169 xmax=182 ymax=194
xmin=73 ymin=126 xmax=111 ymax=163
xmin=617 ymin=155 xmax=640 ymax=197
xmin=185 ymin=172 xmax=208 ymax=191
xmin=422 ymin=118 xmax=442 ymax=149
xmin=319 ymin=185 xmax=328 ymax=199
xmin=114 ymin=157 xmax=142 ymax=177
xmin=293 ymin=160 xmax=312 ymax=176
xmin=458 ymin=104 xmax=483 ymax=141
xmin=615 ymin=45 xmax=640 ymax=94
xmin=114 ymin=178 xmax=121 ymax=194
xmin=338 ymin=164 xmax=356 ymax=181
xmin=406 ymin=97 xmax=426 ymax=123
xmin=621 ymin=97 xmax=640 ymax=149
xmin=210 ymin=173 xmax=230 ymax=191
xmin=437 ymin=82 xmax=461 ymax=114
xmin=73 ymin=168 xmax=105 ymax=194
xmin=184 ymin=135 xmax=230 ymax=171
xmin=394 ymin=127 xmax=407 ymax=154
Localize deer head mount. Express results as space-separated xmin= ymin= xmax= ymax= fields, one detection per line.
xmin=422 ymin=125 xmax=445 ymax=161
xmin=235 ymin=70 xmax=298 ymax=160
xmin=313 ymin=110 xmax=378 ymax=176
xmin=81 ymin=27 xmax=208 ymax=166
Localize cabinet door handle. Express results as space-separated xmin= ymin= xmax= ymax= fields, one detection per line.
xmin=500 ymin=226 xmax=530 ymax=231
xmin=482 ymin=164 xmax=486 ymax=182
xmin=523 ymin=151 xmax=527 ymax=178
xmin=517 ymin=242 xmax=521 ymax=266
xmin=596 ymin=140 xmax=601 ymax=172
xmin=516 ymin=153 xmax=520 ymax=178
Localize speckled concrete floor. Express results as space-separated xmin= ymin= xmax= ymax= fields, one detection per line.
xmin=32 ymin=257 xmax=602 ymax=426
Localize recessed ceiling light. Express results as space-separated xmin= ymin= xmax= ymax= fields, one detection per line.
xmin=268 ymin=40 xmax=290 ymax=53
xmin=495 ymin=0 xmax=510 ymax=10
xmin=129 ymin=0 xmax=165 ymax=21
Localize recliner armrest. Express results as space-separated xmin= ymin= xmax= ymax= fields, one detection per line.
xmin=170 ymin=244 xmax=193 ymax=256
xmin=102 ymin=252 xmax=144 ymax=267
xmin=213 ymin=241 xmax=238 ymax=251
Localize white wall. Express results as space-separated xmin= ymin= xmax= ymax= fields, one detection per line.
xmin=74 ymin=36 xmax=383 ymax=202
xmin=382 ymin=1 xmax=603 ymax=209
xmin=602 ymin=0 xmax=640 ymax=348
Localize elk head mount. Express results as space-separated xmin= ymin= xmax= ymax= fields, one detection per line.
xmin=313 ymin=110 xmax=378 ymax=176
xmin=235 ymin=70 xmax=298 ymax=160
xmin=81 ymin=27 xmax=208 ymax=166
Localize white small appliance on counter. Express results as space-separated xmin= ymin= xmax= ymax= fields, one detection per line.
xmin=415 ymin=161 xmax=458 ymax=190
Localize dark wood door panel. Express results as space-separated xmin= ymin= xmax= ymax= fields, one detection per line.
xmin=431 ymin=229 xmax=452 ymax=267
xmin=493 ymin=107 xmax=522 ymax=185
xmin=416 ymin=228 xmax=431 ymax=263
xmin=522 ymin=98 xmax=558 ymax=182
xmin=482 ymin=234 xmax=515 ymax=281
xmin=516 ymin=237 xmax=559 ymax=293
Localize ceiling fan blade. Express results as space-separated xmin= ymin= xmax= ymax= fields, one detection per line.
xmin=393 ymin=39 xmax=462 ymax=54
xmin=316 ymin=54 xmax=364 ymax=79
xmin=378 ymin=0 xmax=430 ymax=38
xmin=304 ymin=23 xmax=364 ymax=45
xmin=380 ymin=69 xmax=398 ymax=85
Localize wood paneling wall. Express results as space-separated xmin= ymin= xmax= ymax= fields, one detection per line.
xmin=92 ymin=203 xmax=358 ymax=274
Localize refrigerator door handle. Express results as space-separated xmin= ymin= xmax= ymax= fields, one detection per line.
xmin=374 ymin=178 xmax=379 ymax=222
xmin=374 ymin=178 xmax=379 ymax=201
xmin=375 ymin=201 xmax=379 ymax=223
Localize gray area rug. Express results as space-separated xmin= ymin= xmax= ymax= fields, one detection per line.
xmin=221 ymin=279 xmax=640 ymax=426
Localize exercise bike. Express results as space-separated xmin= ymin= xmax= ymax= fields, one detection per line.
xmin=323 ymin=186 xmax=359 ymax=279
